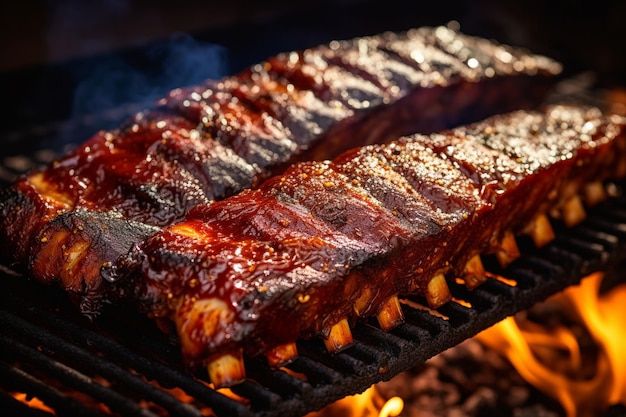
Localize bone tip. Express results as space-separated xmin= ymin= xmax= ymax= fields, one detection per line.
xmin=495 ymin=231 xmax=521 ymax=268
xmin=376 ymin=295 xmax=405 ymax=331
xmin=529 ymin=213 xmax=556 ymax=248
xmin=462 ymin=255 xmax=487 ymax=290
xmin=266 ymin=342 xmax=299 ymax=369
xmin=584 ymin=181 xmax=607 ymax=207
xmin=353 ymin=287 xmax=374 ymax=316
xmin=208 ymin=351 xmax=246 ymax=388
xmin=323 ymin=318 xmax=354 ymax=354
xmin=426 ymin=273 xmax=451 ymax=308
xmin=562 ymin=195 xmax=587 ymax=227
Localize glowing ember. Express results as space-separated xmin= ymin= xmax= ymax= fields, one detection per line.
xmin=305 ymin=385 xmax=404 ymax=417
xmin=12 ymin=393 xmax=56 ymax=414
xmin=476 ymin=272 xmax=626 ymax=417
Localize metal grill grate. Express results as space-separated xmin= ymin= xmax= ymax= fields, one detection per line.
xmin=0 ymin=71 xmax=624 ymax=417
xmin=1 ymin=186 xmax=625 ymax=417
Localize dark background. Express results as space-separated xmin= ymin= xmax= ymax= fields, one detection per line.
xmin=1 ymin=0 xmax=625 ymax=143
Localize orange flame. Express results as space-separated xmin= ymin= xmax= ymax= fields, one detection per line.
xmin=476 ymin=272 xmax=626 ymax=417
xmin=305 ymin=385 xmax=404 ymax=417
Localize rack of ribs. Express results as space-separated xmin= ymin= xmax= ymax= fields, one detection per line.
xmin=0 ymin=25 xmax=560 ymax=316
xmin=102 ymin=103 xmax=626 ymax=387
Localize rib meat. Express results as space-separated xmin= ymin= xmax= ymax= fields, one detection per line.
xmin=105 ymin=104 xmax=626 ymax=387
xmin=0 ymin=25 xmax=560 ymax=315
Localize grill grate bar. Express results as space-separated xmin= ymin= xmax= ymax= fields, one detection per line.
xmin=229 ymin=380 xmax=284 ymax=411
xmin=0 ymin=282 xmax=252 ymax=417
xmin=281 ymin=355 xmax=341 ymax=386
xmin=350 ymin=325 xmax=405 ymax=361
xmin=245 ymin=360 xmax=311 ymax=398
xmin=0 ymin=362 xmax=105 ymax=417
xmin=292 ymin=342 xmax=356 ymax=383
xmin=0 ymin=313 xmax=202 ymax=417
xmin=437 ymin=301 xmax=476 ymax=327
xmin=0 ymin=334 xmax=161 ymax=417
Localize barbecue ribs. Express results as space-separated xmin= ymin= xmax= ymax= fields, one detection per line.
xmin=103 ymin=104 xmax=626 ymax=387
xmin=0 ymin=25 xmax=560 ymax=316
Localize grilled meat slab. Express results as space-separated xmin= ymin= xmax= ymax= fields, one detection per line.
xmin=0 ymin=25 xmax=560 ymax=316
xmin=105 ymin=104 xmax=626 ymax=386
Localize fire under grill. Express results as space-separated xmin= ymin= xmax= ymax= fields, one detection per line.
xmin=1 ymin=169 xmax=625 ymax=416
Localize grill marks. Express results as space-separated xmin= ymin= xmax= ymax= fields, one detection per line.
xmin=107 ymin=105 xmax=626 ymax=386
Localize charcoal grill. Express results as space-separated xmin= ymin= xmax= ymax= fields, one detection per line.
xmin=2 ymin=2 xmax=626 ymax=416
xmin=1 ymin=167 xmax=625 ymax=416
